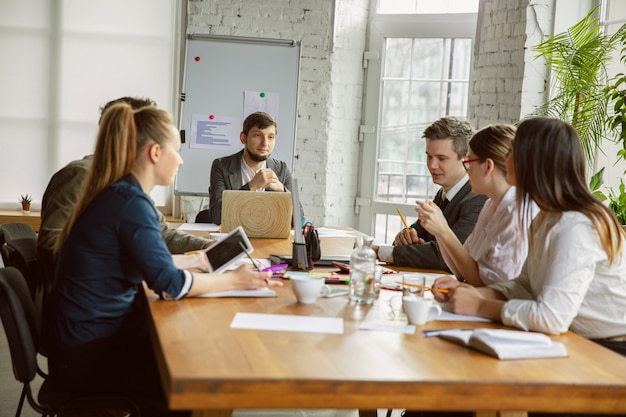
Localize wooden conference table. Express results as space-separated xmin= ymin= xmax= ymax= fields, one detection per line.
xmin=145 ymin=229 xmax=626 ymax=417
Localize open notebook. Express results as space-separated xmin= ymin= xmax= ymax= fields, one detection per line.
xmin=221 ymin=190 xmax=293 ymax=238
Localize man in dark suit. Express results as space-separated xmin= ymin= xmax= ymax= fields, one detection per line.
xmin=374 ymin=116 xmax=487 ymax=271
xmin=206 ymin=111 xmax=301 ymax=224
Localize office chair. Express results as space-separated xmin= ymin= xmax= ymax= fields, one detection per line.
xmin=0 ymin=266 xmax=141 ymax=417
xmin=0 ymin=223 xmax=41 ymax=300
xmin=194 ymin=209 xmax=212 ymax=223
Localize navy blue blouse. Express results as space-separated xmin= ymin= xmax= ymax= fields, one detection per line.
xmin=51 ymin=175 xmax=187 ymax=350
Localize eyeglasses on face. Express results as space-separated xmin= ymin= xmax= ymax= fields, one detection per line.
xmin=462 ymin=158 xmax=480 ymax=170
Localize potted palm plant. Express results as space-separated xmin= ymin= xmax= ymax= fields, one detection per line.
xmin=19 ymin=194 xmax=32 ymax=213
xmin=530 ymin=6 xmax=626 ymax=167
xmin=603 ymin=29 xmax=626 ymax=225
xmin=531 ymin=6 xmax=626 ymax=225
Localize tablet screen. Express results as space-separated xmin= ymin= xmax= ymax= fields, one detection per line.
xmin=204 ymin=226 xmax=252 ymax=273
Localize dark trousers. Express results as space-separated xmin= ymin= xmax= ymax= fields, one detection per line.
xmin=49 ymin=333 xmax=189 ymax=417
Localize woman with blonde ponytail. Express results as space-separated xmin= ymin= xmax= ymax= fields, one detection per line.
xmin=46 ymin=103 xmax=280 ymax=416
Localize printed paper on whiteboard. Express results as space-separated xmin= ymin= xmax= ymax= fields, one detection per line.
xmin=190 ymin=114 xmax=241 ymax=150
xmin=244 ymin=91 xmax=279 ymax=119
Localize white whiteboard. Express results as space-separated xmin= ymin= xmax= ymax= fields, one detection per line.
xmin=175 ymin=34 xmax=300 ymax=196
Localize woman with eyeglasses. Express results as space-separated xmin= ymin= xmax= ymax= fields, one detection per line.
xmin=415 ymin=124 xmax=538 ymax=286
xmin=432 ymin=117 xmax=626 ymax=357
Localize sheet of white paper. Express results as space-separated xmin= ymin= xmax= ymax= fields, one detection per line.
xmin=438 ymin=310 xmax=492 ymax=322
xmin=177 ymin=223 xmax=220 ymax=232
xmin=314 ymin=227 xmax=356 ymax=238
xmin=196 ymin=288 xmax=276 ymax=298
xmin=359 ymin=321 xmax=416 ymax=334
xmin=189 ymin=114 xmax=241 ymax=151
xmin=230 ymin=312 xmax=344 ymax=334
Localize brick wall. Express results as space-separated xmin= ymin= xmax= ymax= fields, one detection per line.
xmin=469 ymin=0 xmax=554 ymax=128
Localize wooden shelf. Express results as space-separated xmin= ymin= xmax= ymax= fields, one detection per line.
xmin=0 ymin=210 xmax=41 ymax=232
xmin=0 ymin=210 xmax=183 ymax=233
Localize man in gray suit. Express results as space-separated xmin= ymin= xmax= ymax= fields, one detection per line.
xmin=374 ymin=116 xmax=487 ymax=272
xmin=206 ymin=111 xmax=301 ymax=224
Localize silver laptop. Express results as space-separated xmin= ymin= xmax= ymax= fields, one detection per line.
xmin=220 ymin=190 xmax=293 ymax=238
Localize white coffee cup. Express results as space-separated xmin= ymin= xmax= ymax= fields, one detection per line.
xmin=402 ymin=296 xmax=442 ymax=325
xmin=291 ymin=276 xmax=331 ymax=304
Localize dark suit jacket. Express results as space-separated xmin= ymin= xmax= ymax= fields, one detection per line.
xmin=207 ymin=150 xmax=302 ymax=224
xmin=392 ymin=181 xmax=487 ymax=271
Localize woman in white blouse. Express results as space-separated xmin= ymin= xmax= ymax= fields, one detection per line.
xmin=433 ymin=117 xmax=626 ymax=355
xmin=416 ymin=124 xmax=538 ymax=286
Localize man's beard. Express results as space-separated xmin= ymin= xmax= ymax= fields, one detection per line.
xmin=248 ymin=151 xmax=269 ymax=162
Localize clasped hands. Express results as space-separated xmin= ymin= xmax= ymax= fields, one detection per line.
xmin=249 ymin=168 xmax=285 ymax=192
xmin=394 ymin=200 xmax=448 ymax=246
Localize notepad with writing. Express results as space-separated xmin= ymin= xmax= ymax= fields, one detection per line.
xmin=438 ymin=328 xmax=568 ymax=360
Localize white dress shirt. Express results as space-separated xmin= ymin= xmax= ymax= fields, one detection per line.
xmin=490 ymin=211 xmax=626 ymax=338
xmin=241 ymin=158 xmax=267 ymax=191
xmin=463 ymin=187 xmax=538 ymax=285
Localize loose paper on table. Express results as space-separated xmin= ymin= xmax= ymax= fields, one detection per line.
xmin=230 ymin=312 xmax=344 ymax=334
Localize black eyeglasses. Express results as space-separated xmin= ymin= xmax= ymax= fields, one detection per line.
xmin=462 ymin=158 xmax=480 ymax=170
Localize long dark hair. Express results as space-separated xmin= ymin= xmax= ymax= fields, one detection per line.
xmin=513 ymin=117 xmax=624 ymax=262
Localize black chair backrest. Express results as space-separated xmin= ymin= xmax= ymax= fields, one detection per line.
xmin=195 ymin=209 xmax=212 ymax=223
xmin=0 ymin=223 xmax=40 ymax=300
xmin=0 ymin=266 xmax=142 ymax=417
xmin=0 ymin=266 xmax=39 ymax=384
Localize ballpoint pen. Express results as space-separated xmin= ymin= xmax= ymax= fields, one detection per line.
xmin=239 ymin=241 xmax=269 ymax=284
xmin=397 ymin=208 xmax=411 ymax=232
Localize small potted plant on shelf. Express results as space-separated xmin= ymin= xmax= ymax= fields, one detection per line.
xmin=19 ymin=194 xmax=32 ymax=213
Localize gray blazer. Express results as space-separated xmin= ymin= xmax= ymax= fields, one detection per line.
xmin=208 ymin=150 xmax=302 ymax=224
xmin=392 ymin=181 xmax=487 ymax=271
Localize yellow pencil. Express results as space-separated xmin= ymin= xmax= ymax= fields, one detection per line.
xmin=396 ymin=281 xmax=449 ymax=294
xmin=397 ymin=208 xmax=410 ymax=232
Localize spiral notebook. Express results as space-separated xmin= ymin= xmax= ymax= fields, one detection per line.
xmin=220 ymin=190 xmax=293 ymax=238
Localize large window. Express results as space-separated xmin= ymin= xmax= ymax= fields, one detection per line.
xmin=0 ymin=0 xmax=179 ymax=211
xmin=357 ymin=2 xmax=478 ymax=243
xmin=377 ymin=37 xmax=472 ymax=205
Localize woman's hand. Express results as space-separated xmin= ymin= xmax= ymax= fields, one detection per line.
xmin=444 ymin=284 xmax=485 ymax=316
xmin=432 ymin=275 xmax=462 ymax=302
xmin=222 ymin=265 xmax=282 ymax=290
xmin=415 ymin=200 xmax=449 ymax=237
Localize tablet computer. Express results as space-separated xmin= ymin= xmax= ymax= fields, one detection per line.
xmin=204 ymin=226 xmax=253 ymax=273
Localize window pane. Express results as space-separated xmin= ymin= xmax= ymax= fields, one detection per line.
xmin=376 ymin=36 xmax=471 ymax=204
xmin=380 ymin=80 xmax=410 ymax=127
xmin=374 ymin=213 xmax=418 ymax=245
xmin=0 ymin=0 xmax=177 ymax=209
xmin=378 ymin=0 xmax=479 ymax=15
xmin=450 ymin=39 xmax=472 ymax=79
xmin=384 ymin=38 xmax=413 ymax=78
xmin=411 ymin=39 xmax=444 ymax=79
